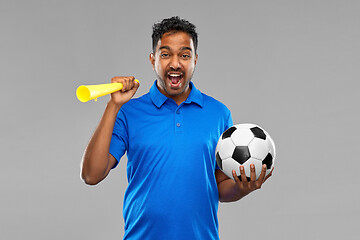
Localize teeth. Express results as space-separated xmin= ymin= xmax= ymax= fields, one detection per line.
xmin=169 ymin=73 xmax=181 ymax=77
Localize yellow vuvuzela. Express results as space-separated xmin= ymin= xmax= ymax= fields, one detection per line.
xmin=76 ymin=79 xmax=139 ymax=102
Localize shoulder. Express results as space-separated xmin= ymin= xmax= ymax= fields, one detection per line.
xmin=120 ymin=92 xmax=151 ymax=111
xmin=201 ymin=92 xmax=231 ymax=115
xmin=115 ymin=92 xmax=152 ymax=121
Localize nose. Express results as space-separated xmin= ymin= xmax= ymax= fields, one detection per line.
xmin=169 ymin=56 xmax=181 ymax=70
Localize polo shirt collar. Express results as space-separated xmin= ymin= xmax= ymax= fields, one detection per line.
xmin=150 ymin=80 xmax=203 ymax=108
xmin=184 ymin=82 xmax=203 ymax=107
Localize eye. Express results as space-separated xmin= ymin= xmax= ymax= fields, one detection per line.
xmin=160 ymin=53 xmax=169 ymax=58
xmin=181 ymin=54 xmax=191 ymax=59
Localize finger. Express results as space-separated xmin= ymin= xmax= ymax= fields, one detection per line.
xmin=232 ymin=170 xmax=242 ymax=186
xmin=134 ymin=79 xmax=140 ymax=88
xmin=127 ymin=78 xmax=140 ymax=93
xmin=111 ymin=76 xmax=122 ymax=83
xmin=128 ymin=77 xmax=138 ymax=90
xmin=126 ymin=77 xmax=137 ymax=90
xmin=126 ymin=76 xmax=136 ymax=89
xmin=111 ymin=77 xmax=127 ymax=88
xmin=118 ymin=76 xmax=135 ymax=92
xmin=249 ymin=164 xmax=256 ymax=189
xmin=264 ymin=167 xmax=274 ymax=182
xmin=239 ymin=165 xmax=248 ymax=183
xmin=121 ymin=77 xmax=130 ymax=92
xmin=258 ymin=164 xmax=267 ymax=183
xmin=255 ymin=164 xmax=267 ymax=189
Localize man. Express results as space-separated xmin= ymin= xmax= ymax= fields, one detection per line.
xmin=81 ymin=16 xmax=272 ymax=240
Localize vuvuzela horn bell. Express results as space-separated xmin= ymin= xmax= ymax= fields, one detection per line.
xmin=76 ymin=79 xmax=139 ymax=102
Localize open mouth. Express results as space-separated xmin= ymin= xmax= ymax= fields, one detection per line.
xmin=167 ymin=73 xmax=183 ymax=87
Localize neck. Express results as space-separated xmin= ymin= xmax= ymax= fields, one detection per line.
xmin=158 ymin=85 xmax=191 ymax=105
xmin=172 ymin=88 xmax=191 ymax=105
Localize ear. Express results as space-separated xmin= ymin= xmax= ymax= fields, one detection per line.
xmin=195 ymin=54 xmax=198 ymax=65
xmin=149 ymin=53 xmax=155 ymax=70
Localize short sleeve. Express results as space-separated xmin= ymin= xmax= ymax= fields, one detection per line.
xmin=109 ymin=109 xmax=128 ymax=168
xmin=215 ymin=109 xmax=233 ymax=170
xmin=225 ymin=110 xmax=233 ymax=130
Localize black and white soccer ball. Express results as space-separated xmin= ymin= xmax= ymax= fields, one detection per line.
xmin=215 ymin=123 xmax=276 ymax=181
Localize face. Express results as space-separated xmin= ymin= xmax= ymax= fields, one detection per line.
xmin=150 ymin=31 xmax=198 ymax=104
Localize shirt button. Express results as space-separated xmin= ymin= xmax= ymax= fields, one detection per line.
xmin=176 ymin=123 xmax=181 ymax=127
xmin=176 ymin=110 xmax=180 ymax=114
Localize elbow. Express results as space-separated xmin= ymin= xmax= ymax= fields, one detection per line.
xmin=81 ymin=171 xmax=101 ymax=186
xmin=218 ymin=196 xmax=230 ymax=203
xmin=81 ymin=176 xmax=100 ymax=186
xmin=82 ymin=176 xmax=100 ymax=186
xmin=219 ymin=197 xmax=235 ymax=203
xmin=80 ymin=159 xmax=102 ymax=186
xmin=80 ymin=155 xmax=108 ymax=186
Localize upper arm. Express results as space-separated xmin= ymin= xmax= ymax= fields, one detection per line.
xmin=103 ymin=154 xmax=117 ymax=179
xmin=104 ymin=154 xmax=118 ymax=177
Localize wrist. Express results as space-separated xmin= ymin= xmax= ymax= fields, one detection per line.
xmin=107 ymin=100 xmax=123 ymax=113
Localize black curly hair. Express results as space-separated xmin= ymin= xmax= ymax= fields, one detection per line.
xmin=152 ymin=16 xmax=198 ymax=54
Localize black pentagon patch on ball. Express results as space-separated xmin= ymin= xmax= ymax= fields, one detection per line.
xmin=250 ymin=127 xmax=266 ymax=140
xmin=262 ymin=153 xmax=273 ymax=169
xmin=232 ymin=146 xmax=250 ymax=165
xmin=222 ymin=126 xmax=236 ymax=139
xmin=216 ymin=152 xmax=222 ymax=169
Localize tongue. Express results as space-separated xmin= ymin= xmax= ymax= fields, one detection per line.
xmin=169 ymin=76 xmax=181 ymax=84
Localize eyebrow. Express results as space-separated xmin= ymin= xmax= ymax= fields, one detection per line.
xmin=159 ymin=46 xmax=193 ymax=52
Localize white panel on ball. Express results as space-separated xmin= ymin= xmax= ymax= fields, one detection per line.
xmin=221 ymin=158 xmax=240 ymax=179
xmin=267 ymin=135 xmax=276 ymax=158
xmin=230 ymin=127 xmax=254 ymax=146
xmin=218 ymin=138 xmax=236 ymax=160
xmin=248 ymin=137 xmax=269 ymax=160
xmin=236 ymin=123 xmax=257 ymax=129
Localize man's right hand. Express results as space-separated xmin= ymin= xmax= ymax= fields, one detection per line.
xmin=110 ymin=76 xmax=140 ymax=106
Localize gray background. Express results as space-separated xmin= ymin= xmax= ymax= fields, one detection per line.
xmin=1 ymin=0 xmax=359 ymax=239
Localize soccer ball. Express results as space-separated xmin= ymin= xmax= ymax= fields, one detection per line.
xmin=215 ymin=123 xmax=276 ymax=181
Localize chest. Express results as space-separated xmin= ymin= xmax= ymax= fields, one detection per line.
xmin=126 ymin=104 xmax=223 ymax=154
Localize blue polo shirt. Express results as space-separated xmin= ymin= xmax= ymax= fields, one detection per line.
xmin=110 ymin=80 xmax=233 ymax=240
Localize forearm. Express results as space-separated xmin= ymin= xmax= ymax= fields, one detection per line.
xmin=81 ymin=101 xmax=122 ymax=185
xmin=218 ymin=179 xmax=249 ymax=202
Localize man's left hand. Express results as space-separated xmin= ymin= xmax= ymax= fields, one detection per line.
xmin=232 ymin=164 xmax=273 ymax=196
